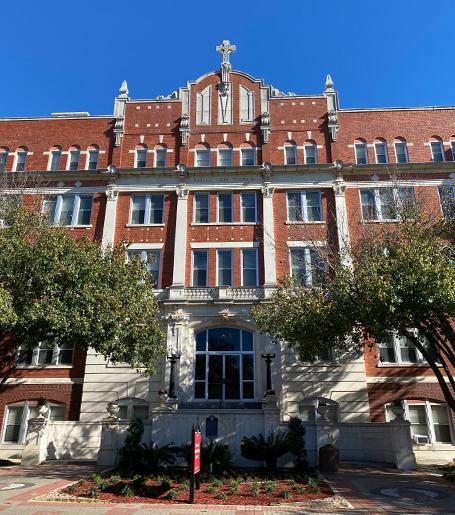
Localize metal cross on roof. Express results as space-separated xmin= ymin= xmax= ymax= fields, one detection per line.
xmin=216 ymin=40 xmax=236 ymax=65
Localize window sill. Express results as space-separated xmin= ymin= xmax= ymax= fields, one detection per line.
xmin=125 ymin=224 xmax=165 ymax=227
xmin=285 ymin=221 xmax=325 ymax=225
xmin=62 ymin=225 xmax=92 ymax=229
xmin=190 ymin=222 xmax=257 ymax=226
xmin=377 ymin=363 xmax=442 ymax=368
xmin=361 ymin=220 xmax=401 ymax=224
xmin=15 ymin=365 xmax=73 ymax=369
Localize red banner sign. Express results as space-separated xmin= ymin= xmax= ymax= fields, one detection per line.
xmin=193 ymin=431 xmax=201 ymax=474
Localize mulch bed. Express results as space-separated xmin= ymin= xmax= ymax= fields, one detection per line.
xmin=64 ymin=476 xmax=333 ymax=505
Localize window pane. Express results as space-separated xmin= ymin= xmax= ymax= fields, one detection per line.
xmin=195 ymin=354 xmax=206 ymax=380
xmin=242 ymin=354 xmax=254 ymax=380
xmin=243 ymin=382 xmax=254 ymax=399
xmin=149 ymin=195 xmax=164 ymax=224
xmin=16 ymin=152 xmax=27 ymax=171
xmin=50 ymin=151 xmax=61 ymax=171
xmin=290 ymin=248 xmax=306 ymax=286
xmin=69 ymin=150 xmax=80 ymax=170
xmin=378 ymin=342 xmax=396 ymax=363
xmin=4 ymin=406 xmax=24 ymax=442
xmin=17 ymin=347 xmax=33 ymax=365
xmin=431 ymin=405 xmax=452 ymax=443
xmin=395 ymin=142 xmax=408 ymax=163
xmin=37 ymin=344 xmax=53 ymax=364
xmin=242 ymin=250 xmax=257 ymax=286
xmin=196 ymin=331 xmax=206 ymax=352
xmin=217 ymin=250 xmax=232 ymax=286
xmin=131 ymin=196 xmax=146 ymax=224
xmin=408 ymin=405 xmax=429 ymax=437
xmin=355 ymin=144 xmax=367 ymax=164
xmin=49 ymin=405 xmax=65 ymax=421
xmin=225 ymin=355 xmax=240 ymax=399
xmin=58 ymin=196 xmax=75 ymax=226
xmin=0 ymin=152 xmax=7 ymax=172
xmin=155 ymin=149 xmax=166 ymax=167
xmin=43 ymin=197 xmax=57 ymax=225
xmin=218 ymin=193 xmax=233 ymax=222
xmin=143 ymin=250 xmax=160 ymax=288
xmin=195 ymin=382 xmax=205 ymax=398
xmin=300 ymin=407 xmax=316 ymax=422
xmin=136 ymin=149 xmax=147 ymax=168
xmin=192 ymin=251 xmax=208 ymax=287
xmin=77 ymin=196 xmax=93 ymax=225
xmin=195 ymin=193 xmax=209 ymax=223
xmin=305 ymin=191 xmax=322 ymax=221
xmin=241 ymin=192 xmax=256 ymax=222
xmin=398 ymin=337 xmax=419 ymax=363
xmin=58 ymin=343 xmax=74 ymax=364
xmin=287 ymin=192 xmax=303 ymax=222
xmin=375 ymin=143 xmax=387 ymax=163
xmin=218 ymin=149 xmax=232 ymax=167
xmin=397 ymin=187 xmax=416 ymax=213
xmin=379 ymin=188 xmax=396 ymax=220
xmin=241 ymin=148 xmax=255 ymax=166
xmin=309 ymin=249 xmax=327 ymax=286
xmin=208 ymin=355 xmax=223 ymax=399
xmin=208 ymin=328 xmax=240 ymax=351
xmin=242 ymin=330 xmax=253 ymax=351
xmin=285 ymin=145 xmax=297 ymax=165
xmin=360 ymin=190 xmax=377 ymax=221
xmin=132 ymin=406 xmax=148 ymax=420
xmin=196 ymin=150 xmax=210 ymax=167
xmin=118 ymin=406 xmax=128 ymax=419
xmin=439 ymin=186 xmax=455 ymax=219
xmin=88 ymin=149 xmax=99 ymax=170
xmin=431 ymin=141 xmax=444 ymax=162
xmin=305 ymin=145 xmax=316 ymax=164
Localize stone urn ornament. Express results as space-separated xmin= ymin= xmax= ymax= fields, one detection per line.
xmin=158 ymin=389 xmax=169 ymax=407
xmin=391 ymin=400 xmax=406 ymax=421
xmin=106 ymin=400 xmax=120 ymax=419
xmin=317 ymin=402 xmax=330 ymax=422
xmin=37 ymin=398 xmax=49 ymax=417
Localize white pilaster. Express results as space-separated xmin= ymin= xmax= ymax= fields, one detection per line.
xmin=333 ymin=178 xmax=352 ymax=268
xmin=171 ymin=185 xmax=189 ymax=286
xmin=101 ymin=186 xmax=118 ymax=248
xmin=261 ymin=184 xmax=277 ymax=287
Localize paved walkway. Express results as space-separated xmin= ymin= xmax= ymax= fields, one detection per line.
xmin=0 ymin=463 xmax=454 ymax=514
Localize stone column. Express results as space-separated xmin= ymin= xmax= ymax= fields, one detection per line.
xmin=261 ymin=183 xmax=277 ymax=294
xmin=169 ymin=185 xmax=189 ymax=298
xmin=101 ymin=185 xmax=119 ymax=248
xmin=333 ymin=177 xmax=352 ymax=268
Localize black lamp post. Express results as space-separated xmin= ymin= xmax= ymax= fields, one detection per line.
xmin=167 ymin=351 xmax=181 ymax=398
xmin=261 ymin=352 xmax=276 ymax=394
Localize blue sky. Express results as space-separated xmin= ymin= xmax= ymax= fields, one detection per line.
xmin=3 ymin=0 xmax=453 ymax=117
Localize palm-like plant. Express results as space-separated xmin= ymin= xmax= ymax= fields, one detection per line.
xmin=241 ymin=431 xmax=291 ymax=471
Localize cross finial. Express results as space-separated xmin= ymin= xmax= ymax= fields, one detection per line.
xmin=216 ymin=40 xmax=236 ymax=65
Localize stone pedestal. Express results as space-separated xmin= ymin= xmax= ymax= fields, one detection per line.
xmin=389 ymin=421 xmax=416 ymax=470
xmin=21 ymin=416 xmax=48 ymax=466
xmin=97 ymin=417 xmax=120 ymax=467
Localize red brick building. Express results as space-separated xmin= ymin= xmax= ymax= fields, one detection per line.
xmin=0 ymin=41 xmax=454 ymax=464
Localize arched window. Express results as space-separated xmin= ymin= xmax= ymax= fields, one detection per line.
xmin=354 ymin=138 xmax=368 ymax=164
xmin=0 ymin=147 xmax=9 ymax=172
xmin=86 ymin=145 xmax=99 ymax=170
xmin=2 ymin=401 xmax=65 ymax=444
xmin=117 ymin=398 xmax=149 ymax=420
xmin=450 ymin=136 xmax=455 ymax=161
xmin=217 ymin=143 xmax=233 ymax=167
xmin=194 ymin=328 xmax=255 ymax=400
xmin=430 ymin=136 xmax=444 ymax=162
xmin=135 ymin=144 xmax=148 ymax=168
xmin=374 ymin=138 xmax=388 ymax=164
xmin=154 ymin=145 xmax=167 ymax=167
xmin=13 ymin=147 xmax=28 ymax=172
xmin=240 ymin=142 xmax=256 ymax=166
xmin=48 ymin=146 xmax=62 ymax=171
xmin=304 ymin=140 xmax=317 ymax=164
xmin=299 ymin=397 xmax=338 ymax=422
xmin=67 ymin=145 xmax=80 ymax=171
xmin=195 ymin=143 xmax=210 ymax=167
xmin=284 ymin=141 xmax=297 ymax=165
xmin=385 ymin=400 xmax=453 ymax=444
xmin=394 ymin=137 xmax=408 ymax=163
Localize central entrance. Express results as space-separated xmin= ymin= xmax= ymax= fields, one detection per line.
xmin=194 ymin=328 xmax=254 ymax=400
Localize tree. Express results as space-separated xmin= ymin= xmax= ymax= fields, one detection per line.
xmin=253 ymin=214 xmax=455 ymax=411
xmin=0 ymin=203 xmax=166 ymax=381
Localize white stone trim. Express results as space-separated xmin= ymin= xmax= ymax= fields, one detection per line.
xmin=3 ymin=378 xmax=84 ymax=384
xmin=287 ymin=240 xmax=326 ymax=247
xmin=127 ymin=243 xmax=164 ymax=250
xmin=190 ymin=241 xmax=259 ymax=248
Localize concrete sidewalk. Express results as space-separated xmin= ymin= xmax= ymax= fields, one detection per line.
xmin=0 ymin=462 xmax=453 ymax=514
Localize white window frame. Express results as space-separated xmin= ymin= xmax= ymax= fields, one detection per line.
xmin=385 ymin=401 xmax=454 ymax=445
xmin=354 ymin=142 xmax=368 ymax=164
xmin=85 ymin=148 xmax=100 ymax=170
xmin=195 ymin=148 xmax=211 ymax=167
xmin=394 ymin=141 xmax=409 ymax=163
xmin=304 ymin=144 xmax=317 ymax=164
xmin=299 ymin=398 xmax=339 ymax=422
xmin=193 ymin=192 xmax=210 ymax=224
xmin=438 ymin=185 xmax=455 ymax=219
xmin=374 ymin=142 xmax=388 ymax=164
xmin=126 ymin=248 xmax=162 ymax=289
xmin=216 ymin=249 xmax=233 ymax=286
xmin=154 ymin=148 xmax=167 ymax=167
xmin=67 ymin=149 xmax=80 ymax=171
xmin=191 ymin=249 xmax=209 ymax=287
xmin=16 ymin=341 xmax=75 ymax=367
xmin=430 ymin=140 xmax=445 ymax=162
xmin=1 ymin=402 xmax=66 ymax=444
xmin=134 ymin=148 xmax=148 ymax=168
xmin=43 ymin=194 xmax=93 ymax=227
xmin=117 ymin=398 xmax=149 ymax=420
xmin=217 ymin=148 xmax=233 ymax=167
xmin=284 ymin=144 xmax=298 ymax=165
xmin=129 ymin=194 xmax=165 ymax=225
xmin=217 ymin=192 xmax=234 ymax=223
xmin=377 ymin=333 xmax=427 ymax=365
xmin=0 ymin=150 xmax=8 ymax=172
xmin=240 ymin=191 xmax=257 ymax=223
xmin=359 ymin=187 xmax=415 ymax=222
xmin=289 ymin=246 xmax=327 ymax=287
xmin=451 ymin=141 xmax=455 ymax=161
xmin=286 ymin=190 xmax=323 ymax=223
xmin=240 ymin=147 xmax=256 ymax=166
xmin=240 ymin=248 xmax=258 ymax=287
xmin=48 ymin=149 xmax=62 ymax=171
xmin=13 ymin=150 xmax=27 ymax=172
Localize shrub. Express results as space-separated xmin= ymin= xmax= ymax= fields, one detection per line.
xmin=441 ymin=464 xmax=455 ymax=482
xmin=178 ymin=441 xmax=234 ymax=474
xmin=286 ymin=418 xmax=308 ymax=471
xmin=86 ymin=486 xmax=99 ymax=498
xmin=216 ymin=492 xmax=226 ymax=500
xmin=119 ymin=417 xmax=145 ymax=470
xmin=121 ymin=484 xmax=135 ymax=497
xmin=307 ymin=476 xmax=320 ymax=493
xmin=206 ymin=486 xmax=215 ymax=494
xmin=161 ymin=479 xmax=171 ymax=491
xmin=263 ymin=480 xmax=276 ymax=494
xmin=241 ymin=431 xmax=291 ymax=471
xmin=229 ymin=479 xmax=240 ymax=494
xmin=142 ymin=442 xmax=179 ymax=470
xmin=250 ymin=481 xmax=260 ymax=497
xmin=212 ymin=478 xmax=224 ymax=487
xmin=167 ymin=489 xmax=178 ymax=500
xmin=279 ymin=490 xmax=292 ymax=500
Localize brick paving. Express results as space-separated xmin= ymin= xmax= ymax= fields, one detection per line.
xmin=0 ymin=463 xmax=454 ymax=514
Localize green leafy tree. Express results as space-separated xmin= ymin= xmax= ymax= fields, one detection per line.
xmin=253 ymin=215 xmax=455 ymax=411
xmin=0 ymin=204 xmax=166 ymax=380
